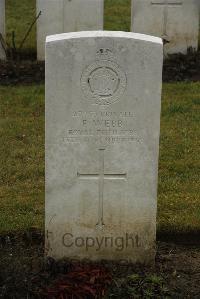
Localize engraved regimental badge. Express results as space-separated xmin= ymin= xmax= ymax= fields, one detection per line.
xmin=81 ymin=48 xmax=127 ymax=106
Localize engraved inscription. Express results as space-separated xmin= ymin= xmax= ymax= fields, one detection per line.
xmin=63 ymin=110 xmax=141 ymax=145
xmin=81 ymin=49 xmax=127 ymax=106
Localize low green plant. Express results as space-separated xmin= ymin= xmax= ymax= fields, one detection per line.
xmin=106 ymin=273 xmax=170 ymax=298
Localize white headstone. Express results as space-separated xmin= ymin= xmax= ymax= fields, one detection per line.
xmin=37 ymin=0 xmax=104 ymax=60
xmin=0 ymin=0 xmax=5 ymax=60
xmin=131 ymin=0 xmax=199 ymax=55
xmin=45 ymin=31 xmax=163 ymax=263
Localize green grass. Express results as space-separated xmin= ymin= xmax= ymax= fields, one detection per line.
xmin=0 ymin=85 xmax=44 ymax=232
xmin=6 ymin=0 xmax=36 ymax=51
xmin=104 ymin=0 xmax=131 ymax=31
xmin=158 ymin=83 xmax=200 ymax=234
xmin=0 ymin=83 xmax=199 ymax=234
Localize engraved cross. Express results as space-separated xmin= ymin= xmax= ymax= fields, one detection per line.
xmin=77 ymin=148 xmax=127 ymax=229
xmin=151 ymin=0 xmax=182 ymax=39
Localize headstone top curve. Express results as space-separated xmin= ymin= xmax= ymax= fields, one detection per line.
xmin=46 ymin=31 xmax=163 ymax=45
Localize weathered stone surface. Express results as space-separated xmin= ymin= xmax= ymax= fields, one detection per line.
xmin=45 ymin=31 xmax=163 ymax=263
xmin=0 ymin=0 xmax=5 ymax=60
xmin=37 ymin=0 xmax=104 ymax=60
xmin=131 ymin=0 xmax=199 ymax=55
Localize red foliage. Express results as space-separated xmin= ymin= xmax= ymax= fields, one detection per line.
xmin=41 ymin=264 xmax=112 ymax=299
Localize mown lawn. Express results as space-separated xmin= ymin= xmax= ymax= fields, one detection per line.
xmin=0 ymin=83 xmax=199 ymax=234
xmin=158 ymin=83 xmax=200 ymax=234
xmin=0 ymin=85 xmax=44 ymax=232
xmin=6 ymin=0 xmax=36 ymax=51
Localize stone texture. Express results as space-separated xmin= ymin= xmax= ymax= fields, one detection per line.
xmin=37 ymin=0 xmax=104 ymax=60
xmin=45 ymin=31 xmax=163 ymax=263
xmin=0 ymin=0 xmax=5 ymax=60
xmin=131 ymin=0 xmax=199 ymax=55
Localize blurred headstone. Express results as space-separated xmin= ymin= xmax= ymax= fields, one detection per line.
xmin=131 ymin=0 xmax=199 ymax=55
xmin=37 ymin=0 xmax=104 ymax=60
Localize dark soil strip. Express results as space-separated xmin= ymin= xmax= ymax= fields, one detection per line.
xmin=157 ymin=231 xmax=200 ymax=246
xmin=0 ymin=51 xmax=199 ymax=85
xmin=0 ymin=231 xmax=200 ymax=298
xmin=1 ymin=229 xmax=200 ymax=248
xmin=163 ymin=50 xmax=200 ymax=82
xmin=0 ymin=60 xmax=45 ymax=85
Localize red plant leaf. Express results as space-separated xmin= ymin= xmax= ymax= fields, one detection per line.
xmin=40 ymin=264 xmax=112 ymax=299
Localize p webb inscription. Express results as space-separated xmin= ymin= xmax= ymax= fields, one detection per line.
xmin=64 ymin=108 xmax=140 ymax=146
xmin=46 ymin=32 xmax=163 ymax=263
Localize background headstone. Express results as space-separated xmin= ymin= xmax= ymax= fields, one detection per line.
xmin=37 ymin=0 xmax=104 ymax=60
xmin=0 ymin=0 xmax=5 ymax=60
xmin=131 ymin=0 xmax=199 ymax=55
xmin=46 ymin=31 xmax=163 ymax=263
